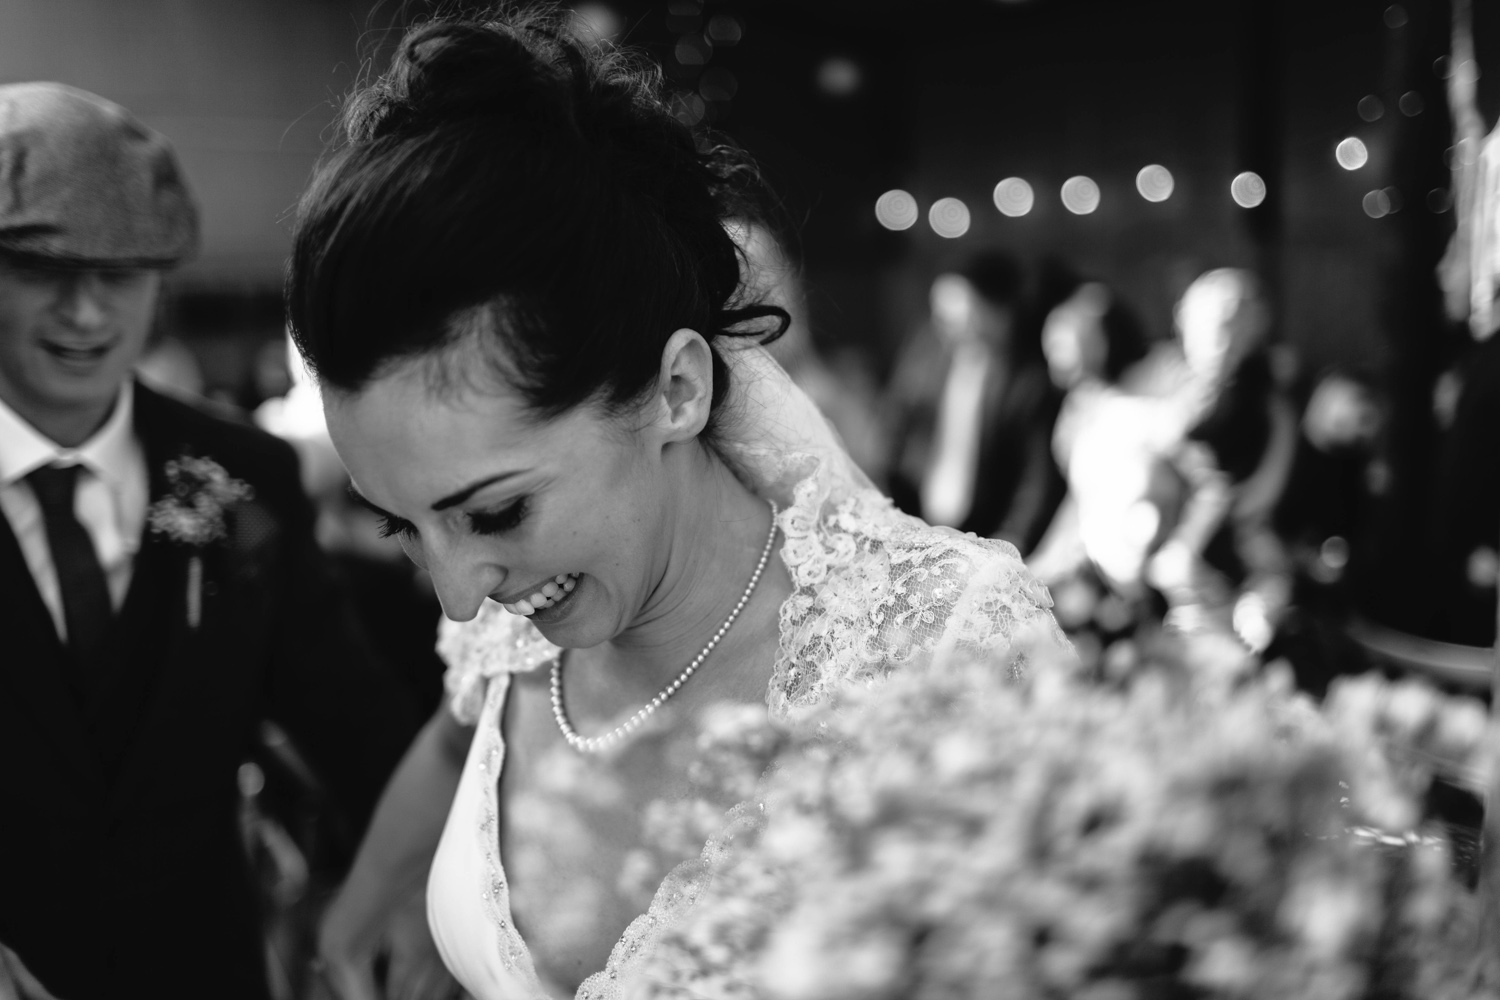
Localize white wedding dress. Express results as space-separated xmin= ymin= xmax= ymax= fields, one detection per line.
xmin=424 ymin=346 xmax=1065 ymax=999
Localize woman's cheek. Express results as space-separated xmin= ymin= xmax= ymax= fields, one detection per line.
xmin=399 ymin=534 xmax=428 ymax=569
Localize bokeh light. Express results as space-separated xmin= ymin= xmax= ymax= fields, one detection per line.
xmin=928 ymin=197 xmax=972 ymax=238
xmin=992 ymin=177 xmax=1034 ymax=217
xmin=675 ymin=34 xmax=712 ymax=66
xmin=1230 ymin=171 xmax=1266 ymax=208
xmin=1358 ymin=95 xmax=1384 ymax=121
xmin=570 ymin=2 xmax=624 ymax=41
xmin=671 ymin=93 xmax=706 ymax=126
xmin=1061 ymin=176 xmax=1100 ymax=215
xmin=705 ymin=14 xmax=743 ymax=45
xmin=874 ymin=189 xmax=919 ymax=231
xmin=664 ymin=2 xmax=702 ymax=34
xmin=1363 ymin=189 xmax=1391 ymax=219
xmin=699 ymin=67 xmax=738 ymax=102
xmin=1427 ymin=187 xmax=1453 ymax=213
xmin=1384 ymin=4 xmax=1408 ymax=28
xmin=1383 ymin=186 xmax=1403 ymax=213
xmin=1335 ymin=137 xmax=1368 ymax=171
xmin=1399 ymin=90 xmax=1425 ymax=116
xmin=1447 ymin=140 xmax=1478 ymax=168
xmin=1135 ymin=165 xmax=1174 ymax=202
xmin=816 ymin=57 xmax=862 ymax=97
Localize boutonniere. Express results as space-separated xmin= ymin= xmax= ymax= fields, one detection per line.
xmin=147 ymin=455 xmax=253 ymax=628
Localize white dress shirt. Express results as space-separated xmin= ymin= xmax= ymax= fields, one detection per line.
xmin=921 ymin=343 xmax=992 ymax=528
xmin=0 ymin=383 xmax=148 ymax=640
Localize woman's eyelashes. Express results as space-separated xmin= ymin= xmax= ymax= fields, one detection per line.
xmin=372 ymin=498 xmax=528 ymax=540
xmin=467 ymin=497 xmax=529 ymax=536
xmin=377 ymin=514 xmax=418 ymax=540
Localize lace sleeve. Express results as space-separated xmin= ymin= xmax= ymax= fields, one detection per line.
xmin=769 ymin=491 xmax=1065 ymax=717
xmin=936 ymin=532 xmax=1069 ymax=672
xmin=436 ymin=601 xmax=559 ymax=725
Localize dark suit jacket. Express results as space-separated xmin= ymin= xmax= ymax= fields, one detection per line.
xmin=0 ymin=383 xmax=420 ymax=1000
xmin=888 ymin=346 xmax=1066 ymax=554
xmin=1421 ymin=334 xmax=1500 ymax=646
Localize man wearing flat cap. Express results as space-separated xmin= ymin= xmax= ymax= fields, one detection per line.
xmin=0 ymin=84 xmax=424 ymax=999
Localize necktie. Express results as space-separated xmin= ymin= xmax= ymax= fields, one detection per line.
xmin=28 ymin=464 xmax=114 ymax=685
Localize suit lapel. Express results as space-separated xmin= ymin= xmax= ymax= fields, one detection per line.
xmin=0 ymin=501 xmax=103 ymax=789
xmin=105 ymin=385 xmax=243 ymax=812
xmin=88 ymin=514 xmax=184 ymax=782
xmin=92 ymin=385 xmax=193 ymax=787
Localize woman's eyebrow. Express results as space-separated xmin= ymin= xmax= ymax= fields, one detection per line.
xmin=430 ymin=471 xmax=523 ymax=512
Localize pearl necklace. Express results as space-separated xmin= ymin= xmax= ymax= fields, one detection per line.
xmin=550 ymin=499 xmax=780 ymax=754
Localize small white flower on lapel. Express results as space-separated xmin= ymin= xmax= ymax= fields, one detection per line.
xmin=147 ymin=456 xmax=253 ymax=628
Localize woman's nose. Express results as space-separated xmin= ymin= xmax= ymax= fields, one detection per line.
xmin=422 ymin=541 xmax=505 ymax=622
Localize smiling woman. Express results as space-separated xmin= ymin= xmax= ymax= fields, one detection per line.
xmin=290 ymin=8 xmax=1064 ymax=999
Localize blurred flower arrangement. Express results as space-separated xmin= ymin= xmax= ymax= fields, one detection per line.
xmin=605 ymin=630 xmax=1495 ymax=1000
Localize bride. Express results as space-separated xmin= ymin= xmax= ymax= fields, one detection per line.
xmin=290 ymin=9 xmax=1063 ymax=999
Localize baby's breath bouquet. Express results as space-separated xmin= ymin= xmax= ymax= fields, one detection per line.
xmin=620 ymin=633 xmax=1494 ymax=1000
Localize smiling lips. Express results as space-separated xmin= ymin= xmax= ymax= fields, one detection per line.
xmin=41 ymin=338 xmax=115 ymax=364
xmin=501 ymin=572 xmax=580 ymax=616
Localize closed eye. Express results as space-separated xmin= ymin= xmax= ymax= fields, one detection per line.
xmin=377 ymin=514 xmax=419 ymax=540
xmin=468 ymin=497 xmax=528 ymax=536
xmin=346 ymin=485 xmax=419 ymax=540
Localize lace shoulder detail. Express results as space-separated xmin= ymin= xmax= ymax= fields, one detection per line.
xmin=437 ymin=601 xmax=559 ymax=725
xmin=768 ymin=466 xmax=1063 ymax=720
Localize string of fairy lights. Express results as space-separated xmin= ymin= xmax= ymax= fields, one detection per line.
xmin=874 ymin=166 xmax=1274 ymax=238
xmin=876 ymin=2 xmax=1460 ymax=239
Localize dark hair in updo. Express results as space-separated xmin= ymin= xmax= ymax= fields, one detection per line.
xmin=287 ymin=7 xmax=787 ymax=428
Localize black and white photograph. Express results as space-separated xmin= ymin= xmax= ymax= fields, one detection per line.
xmin=0 ymin=1 xmax=1498 ymax=997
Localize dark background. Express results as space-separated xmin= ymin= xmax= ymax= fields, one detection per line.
xmin=0 ymin=0 xmax=1489 ymax=371
xmin=2 ymin=0 xmax=1495 ymax=630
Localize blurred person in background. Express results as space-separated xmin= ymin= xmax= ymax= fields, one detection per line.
xmin=0 ymin=83 xmax=437 ymax=1000
xmin=886 ymin=250 xmax=1065 ymax=555
xmin=1269 ymin=367 xmax=1388 ymax=695
xmin=1039 ymin=278 xmax=1151 ymax=495
xmin=1419 ymin=330 xmax=1500 ymax=649
xmin=1025 ymin=277 xmax=1166 ymax=655
xmin=1143 ymin=268 xmax=1299 ymax=654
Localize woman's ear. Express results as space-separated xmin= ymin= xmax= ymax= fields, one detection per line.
xmin=648 ymin=328 xmax=715 ymax=445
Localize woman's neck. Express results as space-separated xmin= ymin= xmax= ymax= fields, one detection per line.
xmin=602 ymin=443 xmax=780 ymax=699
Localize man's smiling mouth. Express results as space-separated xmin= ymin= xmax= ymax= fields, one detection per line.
xmin=41 ymin=339 xmax=115 ymax=363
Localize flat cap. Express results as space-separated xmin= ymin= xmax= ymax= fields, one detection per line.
xmin=0 ymin=82 xmax=198 ymax=268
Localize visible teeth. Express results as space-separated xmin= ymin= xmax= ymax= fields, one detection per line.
xmin=501 ymin=575 xmax=581 ymax=617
